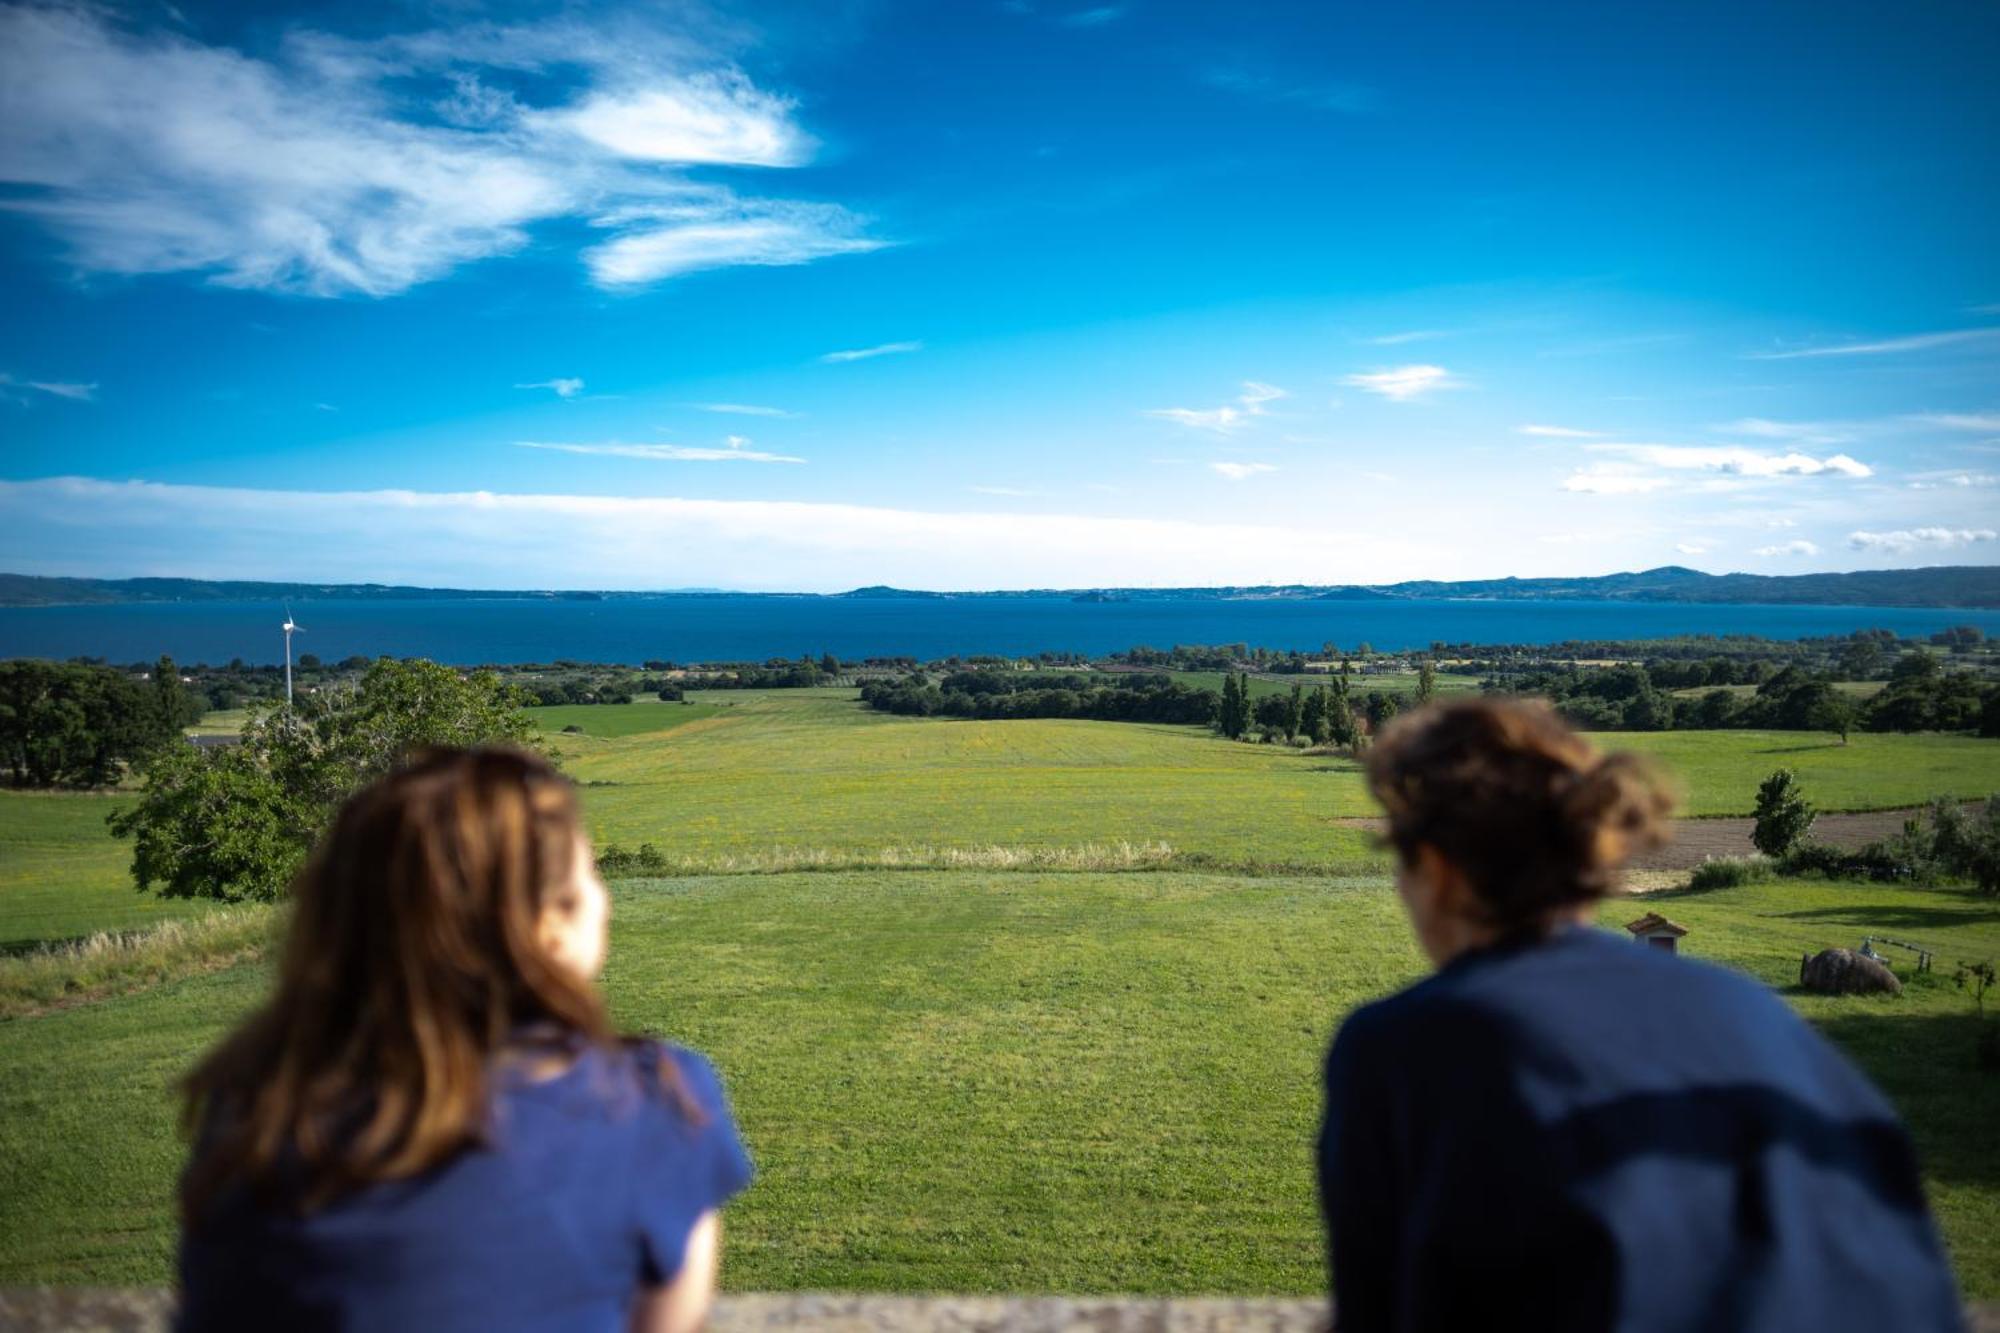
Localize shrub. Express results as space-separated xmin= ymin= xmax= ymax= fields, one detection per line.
xmin=1688 ymin=856 xmax=1774 ymax=891
xmin=1779 ymin=840 xmax=1922 ymax=883
xmin=1751 ymin=769 xmax=1814 ymax=858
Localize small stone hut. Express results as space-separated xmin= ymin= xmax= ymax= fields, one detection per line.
xmin=1624 ymin=911 xmax=1688 ymax=954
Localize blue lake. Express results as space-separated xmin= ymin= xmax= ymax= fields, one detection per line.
xmin=3 ymin=597 xmax=1997 ymax=666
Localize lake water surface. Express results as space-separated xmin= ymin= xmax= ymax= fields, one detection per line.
xmin=4 ymin=597 xmax=1998 ymax=666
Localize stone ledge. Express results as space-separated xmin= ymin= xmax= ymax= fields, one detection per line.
xmin=0 ymin=1291 xmax=1330 ymax=1332
xmin=3 ymin=1290 xmax=1996 ymax=1332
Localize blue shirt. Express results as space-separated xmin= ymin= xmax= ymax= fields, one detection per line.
xmin=1318 ymin=926 xmax=1961 ymax=1333
xmin=178 ymin=1041 xmax=752 ymax=1333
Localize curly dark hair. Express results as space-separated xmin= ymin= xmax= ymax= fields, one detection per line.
xmin=1367 ymin=697 xmax=1675 ymax=932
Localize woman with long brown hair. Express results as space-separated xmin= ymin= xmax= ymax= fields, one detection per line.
xmin=1319 ymin=698 xmax=1959 ymax=1332
xmin=176 ymin=747 xmax=750 ymax=1332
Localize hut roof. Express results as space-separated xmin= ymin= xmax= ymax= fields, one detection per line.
xmin=1624 ymin=911 xmax=1688 ymax=938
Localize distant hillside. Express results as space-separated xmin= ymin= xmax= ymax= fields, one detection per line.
xmin=0 ymin=575 xmax=603 ymax=606
xmin=832 ymin=567 xmax=2000 ymax=609
xmin=3 ymin=566 xmax=1997 ymax=609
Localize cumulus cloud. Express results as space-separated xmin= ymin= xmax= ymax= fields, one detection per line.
xmin=1210 ymin=462 xmax=1277 ymax=481
xmin=0 ymin=475 xmax=1438 ymax=591
xmin=820 ymin=341 xmax=922 ymax=363
xmin=517 ymin=377 xmax=585 ymax=399
xmin=1147 ymin=381 xmax=1287 ymax=433
xmin=517 ymin=439 xmax=805 ymax=463
xmin=1752 ymin=540 xmax=1821 ymax=557
xmin=1674 ymin=543 xmax=1710 ymax=556
xmin=0 ymin=6 xmax=880 ymax=296
xmin=1517 ymin=423 xmax=1600 ymax=438
xmin=0 ymin=373 xmax=96 ymax=402
xmin=1340 ymin=365 xmax=1459 ymax=402
xmin=1847 ymin=528 xmax=1998 ymax=553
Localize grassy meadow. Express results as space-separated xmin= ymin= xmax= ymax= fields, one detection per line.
xmin=2 ymin=685 xmax=1999 ymax=1293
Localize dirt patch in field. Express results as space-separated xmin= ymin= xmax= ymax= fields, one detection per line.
xmin=1330 ymin=807 xmax=1940 ymax=872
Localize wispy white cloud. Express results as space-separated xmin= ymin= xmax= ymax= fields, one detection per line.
xmin=820 ymin=341 xmax=922 ymax=364
xmin=1147 ymin=381 xmax=1287 ymax=434
xmin=0 ymin=6 xmax=880 ymax=296
xmin=584 ymin=200 xmax=883 ymax=286
xmin=517 ymin=439 xmax=805 ymax=463
xmin=0 ymin=475 xmax=1443 ymax=591
xmin=517 ymin=377 xmax=585 ymax=400
xmin=1712 ymin=417 xmax=1854 ymax=445
xmin=1674 ymin=542 xmax=1711 ymax=556
xmin=1847 ymin=527 xmax=1997 ymax=553
xmin=1589 ymin=444 xmax=1873 ymax=479
xmin=968 ymin=485 xmax=1038 ymax=497
xmin=1202 ymin=66 xmax=1372 ymax=113
xmin=1748 ymin=328 xmax=2000 ymax=359
xmin=1912 ymin=412 xmax=2000 ymax=432
xmin=690 ymin=402 xmax=799 ymax=418
xmin=1360 ymin=330 xmax=1446 ymax=346
xmin=538 ymin=74 xmax=811 ymax=166
xmin=1752 ymin=540 xmax=1821 ymax=558
xmin=1904 ymin=470 xmax=1998 ymax=491
xmin=0 ymin=373 xmax=96 ymax=402
xmin=1559 ymin=466 xmax=1668 ymax=495
xmin=1516 ymin=423 xmax=1600 ymax=439
xmin=1341 ymin=364 xmax=1460 ymax=402
xmin=1211 ymin=462 xmax=1277 ymax=481
xmin=1057 ymin=6 xmax=1125 ymax=26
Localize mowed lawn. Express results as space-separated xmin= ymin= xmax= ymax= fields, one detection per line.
xmin=527 ymin=698 xmax=729 ymax=738
xmin=0 ymin=791 xmax=202 ymax=951
xmin=556 ymin=690 xmax=2000 ymax=861
xmin=0 ymin=873 xmax=1995 ymax=1295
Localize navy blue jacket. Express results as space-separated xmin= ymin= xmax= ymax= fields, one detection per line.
xmin=1318 ymin=926 xmax=1961 ymax=1332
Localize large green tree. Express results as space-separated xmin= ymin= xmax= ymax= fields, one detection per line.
xmin=0 ymin=659 xmax=178 ymax=788
xmin=110 ymin=658 xmax=540 ymax=901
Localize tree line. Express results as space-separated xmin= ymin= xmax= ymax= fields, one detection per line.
xmin=1511 ymin=652 xmax=1998 ymax=738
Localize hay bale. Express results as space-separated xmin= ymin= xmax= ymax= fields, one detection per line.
xmin=1800 ymin=948 xmax=1901 ymax=996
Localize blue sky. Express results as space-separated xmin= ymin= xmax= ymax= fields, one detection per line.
xmin=1 ymin=0 xmax=1997 ymax=591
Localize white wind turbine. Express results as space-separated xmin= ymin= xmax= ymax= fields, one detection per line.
xmin=282 ymin=609 xmax=304 ymax=706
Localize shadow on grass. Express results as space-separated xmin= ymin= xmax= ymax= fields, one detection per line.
xmin=1752 ymin=742 xmax=1845 ymax=755
xmin=1811 ymin=1009 xmax=2000 ymax=1196
xmin=1772 ymin=903 xmax=2000 ymax=932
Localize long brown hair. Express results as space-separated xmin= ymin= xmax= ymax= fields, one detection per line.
xmin=181 ymin=746 xmax=668 ymax=1221
xmin=1367 ymin=697 xmax=1674 ymax=933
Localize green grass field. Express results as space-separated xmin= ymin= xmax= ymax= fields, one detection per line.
xmin=2 ymin=688 xmax=1999 ymax=1294
xmin=0 ymin=872 xmax=1994 ymax=1293
xmin=527 ymin=698 xmax=729 ymax=738
xmin=0 ymin=791 xmax=196 ymax=951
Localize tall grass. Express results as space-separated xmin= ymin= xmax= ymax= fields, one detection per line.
xmin=0 ymin=907 xmax=277 ymax=1019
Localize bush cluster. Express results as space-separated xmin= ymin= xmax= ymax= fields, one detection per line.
xmin=595 ymin=842 xmax=670 ymax=875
